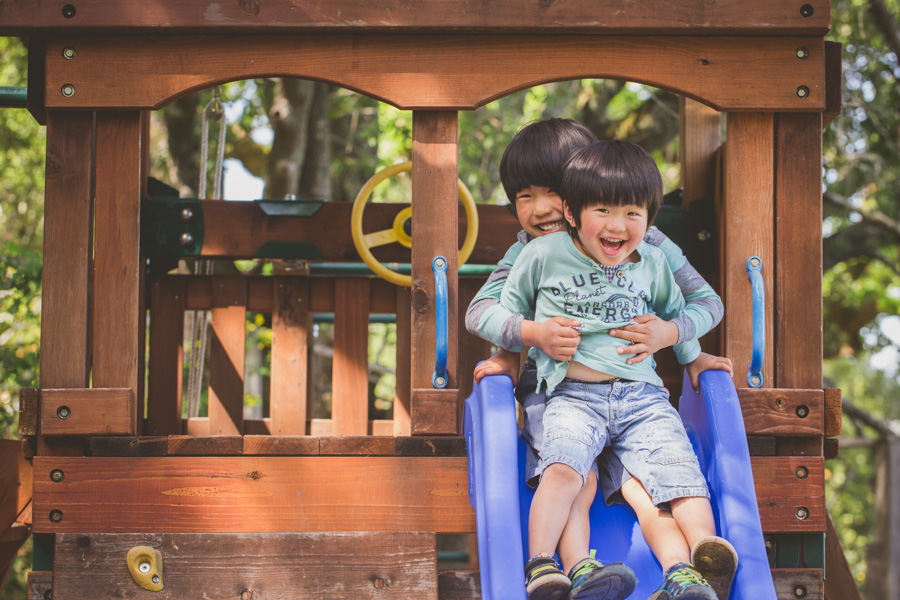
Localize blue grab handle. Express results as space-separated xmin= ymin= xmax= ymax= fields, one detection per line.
xmin=746 ymin=256 xmax=764 ymax=387
xmin=433 ymin=256 xmax=448 ymax=388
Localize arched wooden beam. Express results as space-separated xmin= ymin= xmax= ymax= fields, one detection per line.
xmin=45 ymin=35 xmax=825 ymax=111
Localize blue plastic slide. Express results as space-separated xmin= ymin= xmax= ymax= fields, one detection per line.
xmin=463 ymin=369 xmax=777 ymax=600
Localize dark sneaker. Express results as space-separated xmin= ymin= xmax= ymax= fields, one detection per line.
xmin=691 ymin=536 xmax=738 ymax=600
xmin=648 ymin=564 xmax=716 ymax=600
xmin=567 ymin=556 xmax=637 ymax=600
xmin=525 ymin=554 xmax=572 ymax=600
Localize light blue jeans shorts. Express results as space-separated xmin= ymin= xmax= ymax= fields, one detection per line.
xmin=526 ymin=374 xmax=709 ymax=508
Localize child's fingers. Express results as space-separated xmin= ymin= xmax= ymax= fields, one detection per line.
xmin=616 ymin=343 xmax=647 ymax=355
xmin=626 ymin=352 xmax=650 ymax=365
xmin=629 ymin=313 xmax=656 ymax=324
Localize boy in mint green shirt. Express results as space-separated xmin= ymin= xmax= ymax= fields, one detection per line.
xmin=502 ymin=140 xmax=735 ymax=600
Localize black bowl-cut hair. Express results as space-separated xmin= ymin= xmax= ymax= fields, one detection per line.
xmin=560 ymin=140 xmax=663 ymax=231
xmin=500 ymin=119 xmax=597 ymax=204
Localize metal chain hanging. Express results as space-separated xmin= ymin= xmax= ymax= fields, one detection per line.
xmin=186 ymin=87 xmax=227 ymax=418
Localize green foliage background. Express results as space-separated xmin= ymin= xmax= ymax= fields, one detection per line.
xmin=2 ymin=1 xmax=900 ymax=597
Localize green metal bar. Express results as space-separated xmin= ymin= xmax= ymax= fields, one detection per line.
xmin=0 ymin=85 xmax=28 ymax=107
xmin=308 ymin=262 xmax=496 ymax=277
xmin=313 ymin=313 xmax=395 ymax=324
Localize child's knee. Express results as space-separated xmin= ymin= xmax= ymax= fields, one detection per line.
xmin=542 ymin=463 xmax=584 ymax=490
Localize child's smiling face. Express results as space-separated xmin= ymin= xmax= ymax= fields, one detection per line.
xmin=514 ymin=186 xmax=566 ymax=238
xmin=564 ymin=201 xmax=649 ymax=266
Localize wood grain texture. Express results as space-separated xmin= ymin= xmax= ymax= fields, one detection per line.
xmin=208 ymin=276 xmax=247 ymax=435
xmin=44 ymin=36 xmax=825 ymax=111
xmin=17 ymin=388 xmax=37 ymax=438
xmin=824 ymin=388 xmax=842 ymax=437
xmin=27 ymin=571 xmax=52 ymax=600
xmin=194 ymin=201 xmax=516 ymax=263
xmin=33 ymin=456 xmax=475 ymax=534
xmin=777 ymin=437 xmax=824 ymax=457
xmin=147 ymin=277 xmax=185 ymax=435
xmin=738 ymin=388 xmax=824 ymax=436
xmin=166 ymin=435 xmax=243 ymax=455
xmin=40 ymin=112 xmax=94 ymax=456
xmin=753 ymin=456 xmax=825 ymax=533
xmin=395 ymin=286 xmax=412 ymax=436
xmin=89 ymin=436 xmax=168 ymax=457
xmin=772 ymin=569 xmax=823 ymax=600
xmin=92 ymin=111 xmax=142 ymax=433
xmin=332 ymin=278 xmax=371 ymax=436
xmin=723 ymin=113 xmax=774 ymax=388
xmin=40 ymin=388 xmax=135 ymax=436
xmin=0 ymin=1 xmax=831 ymax=35
xmin=0 ymin=439 xmax=32 ymax=535
xmin=438 ymin=570 xmax=481 ymax=600
xmin=679 ymin=98 xmax=721 ymax=209
xmin=825 ymin=511 xmax=864 ymax=600
xmin=243 ymin=435 xmax=321 ymax=455
xmin=52 ymin=532 xmax=438 ymax=600
xmin=269 ymin=276 xmax=309 ymax=434
xmin=774 ymin=112 xmax=823 ymax=390
xmin=412 ymin=389 xmax=460 ymax=436
xmin=411 ymin=112 xmax=460 ymax=433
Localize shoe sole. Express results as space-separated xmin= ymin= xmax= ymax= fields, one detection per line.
xmin=569 ymin=563 xmax=637 ymax=600
xmin=691 ymin=537 xmax=738 ymax=600
xmin=527 ymin=573 xmax=572 ymax=600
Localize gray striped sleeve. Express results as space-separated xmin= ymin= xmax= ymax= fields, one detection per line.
xmin=643 ymin=226 xmax=666 ymax=246
xmin=487 ymin=264 xmax=510 ymax=283
xmin=465 ymin=297 xmax=497 ymax=336
xmin=691 ymin=296 xmax=724 ymax=327
xmin=672 ymin=314 xmax=696 ymax=345
xmin=673 ymin=261 xmax=707 ymax=296
xmin=500 ymin=313 xmax=525 ymax=349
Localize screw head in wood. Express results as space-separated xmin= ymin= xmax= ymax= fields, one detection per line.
xmin=793 ymin=584 xmax=808 ymax=598
xmin=796 ymin=85 xmax=810 ymax=98
xmin=749 ymin=257 xmax=761 ymax=269
xmin=434 ymin=257 xmax=446 ymax=269
xmin=57 ymin=405 xmax=71 ymax=419
xmin=749 ymin=375 xmax=762 ymax=387
xmin=62 ymin=4 xmax=76 ymax=18
xmin=152 ymin=576 xmax=160 ymax=584
xmin=800 ymin=4 xmax=814 ymax=17
xmin=795 ymin=466 xmax=809 ymax=479
xmin=697 ymin=230 xmax=711 ymax=242
xmin=61 ymin=84 xmax=75 ymax=98
xmin=795 ymin=47 xmax=809 ymax=60
xmin=50 ymin=469 xmax=65 ymax=482
xmin=62 ymin=47 xmax=77 ymax=59
xmin=180 ymin=232 xmax=194 ymax=246
xmin=795 ymin=506 xmax=809 ymax=520
xmin=796 ymin=404 xmax=809 ymax=418
xmin=49 ymin=509 xmax=63 ymax=523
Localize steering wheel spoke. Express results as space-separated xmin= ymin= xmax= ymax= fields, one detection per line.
xmin=364 ymin=228 xmax=400 ymax=249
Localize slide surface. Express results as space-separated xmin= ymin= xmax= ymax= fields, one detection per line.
xmin=463 ymin=370 xmax=777 ymax=600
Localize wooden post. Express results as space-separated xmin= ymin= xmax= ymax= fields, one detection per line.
xmin=38 ymin=112 xmax=94 ymax=456
xmin=270 ymin=276 xmax=310 ymax=435
xmin=865 ymin=438 xmax=900 ymax=600
xmin=147 ymin=277 xmax=185 ymax=435
xmin=92 ymin=111 xmax=143 ymax=433
xmin=208 ymin=276 xmax=247 ymax=434
xmin=679 ymin=98 xmax=721 ymax=210
xmin=410 ymin=111 xmax=459 ymax=435
xmin=394 ymin=286 xmax=412 ymax=436
xmin=332 ymin=278 xmax=370 ymax=435
xmin=722 ymin=113 xmax=774 ymax=389
xmin=774 ymin=113 xmax=823 ymax=389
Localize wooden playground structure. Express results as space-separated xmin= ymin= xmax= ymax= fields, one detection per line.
xmin=0 ymin=1 xmax=861 ymax=598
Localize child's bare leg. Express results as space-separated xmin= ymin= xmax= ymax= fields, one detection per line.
xmin=529 ymin=463 xmax=584 ymax=557
xmin=556 ymin=470 xmax=598 ymax=572
xmin=620 ymin=477 xmax=691 ymax=571
xmin=669 ymin=496 xmax=716 ymax=549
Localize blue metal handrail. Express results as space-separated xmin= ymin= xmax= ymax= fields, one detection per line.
xmin=746 ymin=256 xmax=764 ymax=387
xmin=432 ymin=256 xmax=448 ymax=388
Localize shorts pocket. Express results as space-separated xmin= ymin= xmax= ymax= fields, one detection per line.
xmin=642 ymin=418 xmax=696 ymax=465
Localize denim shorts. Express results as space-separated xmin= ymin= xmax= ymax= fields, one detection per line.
xmin=536 ymin=377 xmax=708 ymax=507
xmin=518 ymin=367 xmax=632 ymax=505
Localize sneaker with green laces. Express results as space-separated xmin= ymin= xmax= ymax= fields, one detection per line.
xmin=648 ymin=563 xmax=717 ymax=600
xmin=567 ymin=551 xmax=637 ymax=600
xmin=691 ymin=536 xmax=738 ymax=600
xmin=525 ymin=553 xmax=572 ymax=600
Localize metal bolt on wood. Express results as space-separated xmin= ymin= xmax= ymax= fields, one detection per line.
xmin=800 ymin=4 xmax=814 ymax=17
xmin=749 ymin=375 xmax=762 ymax=387
xmin=434 ymin=376 xmax=446 ymax=388
xmin=62 ymin=4 xmax=76 ymax=18
xmin=796 ymin=404 xmax=809 ymax=418
xmin=793 ymin=584 xmax=808 ymax=598
xmin=49 ymin=509 xmax=63 ymax=522
xmin=57 ymin=405 xmax=71 ymax=419
xmin=796 ymin=85 xmax=809 ymax=98
xmin=50 ymin=469 xmax=64 ymax=482
xmin=62 ymin=47 xmax=77 ymax=59
xmin=180 ymin=208 xmax=194 ymax=222
xmin=795 ymin=47 xmax=809 ymax=59
xmin=61 ymin=84 xmax=75 ymax=97
xmin=180 ymin=232 xmax=194 ymax=246
xmin=795 ymin=466 xmax=809 ymax=479
xmin=795 ymin=506 xmax=809 ymax=520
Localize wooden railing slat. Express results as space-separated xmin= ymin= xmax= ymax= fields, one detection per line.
xmin=208 ymin=276 xmax=247 ymax=435
xmin=332 ymin=278 xmax=370 ymax=435
xmin=147 ymin=277 xmax=185 ymax=435
xmin=270 ymin=276 xmax=310 ymax=435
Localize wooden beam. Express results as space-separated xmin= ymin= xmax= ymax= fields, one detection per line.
xmin=53 ymin=532 xmax=438 ymax=600
xmin=0 ymin=1 xmax=831 ymax=35
xmin=17 ymin=388 xmax=38 ymax=438
xmin=774 ymin=113 xmax=823 ymax=389
xmin=679 ymin=98 xmax=721 ymax=210
xmin=823 ymin=41 xmax=843 ymax=128
xmin=824 ymin=388 xmax=842 ymax=437
xmin=33 ymin=456 xmax=475 ymax=533
xmin=825 ymin=510 xmax=863 ymax=600
xmin=332 ymin=278 xmax=371 ymax=436
xmin=167 ymin=435 xmax=243 ymax=456
xmin=411 ymin=111 xmax=460 ymax=435
xmin=737 ymin=388 xmax=824 ymax=436
xmin=269 ymin=276 xmax=310 ymax=435
xmin=771 ymin=569 xmax=823 ymax=600
xmin=207 ymin=276 xmax=247 ymax=435
xmin=90 ymin=436 xmax=168 ymax=457
xmin=43 ymin=35 xmax=825 ymax=111
xmin=722 ymin=113 xmax=775 ymax=388
xmin=394 ymin=286 xmax=412 ymax=436
xmin=753 ymin=456 xmax=825 ymax=533
xmin=412 ymin=389 xmax=460 ymax=436
xmin=92 ymin=111 xmax=142 ymax=432
xmin=40 ymin=388 xmax=135 ymax=437
xmin=0 ymin=439 xmax=32 ymax=536
xmin=190 ymin=201 xmax=517 ymax=263
xmin=39 ymin=111 xmax=94 ymax=456
xmin=147 ymin=276 xmax=185 ymax=435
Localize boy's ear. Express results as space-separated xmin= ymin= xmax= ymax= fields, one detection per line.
xmin=563 ymin=201 xmax=577 ymax=228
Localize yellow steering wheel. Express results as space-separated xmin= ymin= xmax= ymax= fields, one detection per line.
xmin=351 ymin=161 xmax=479 ymax=287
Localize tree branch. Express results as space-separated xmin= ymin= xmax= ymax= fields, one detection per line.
xmin=823 ymin=191 xmax=900 ymax=240
xmin=869 ymin=0 xmax=900 ymax=60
